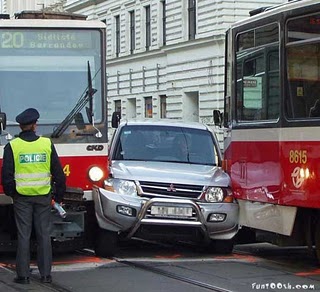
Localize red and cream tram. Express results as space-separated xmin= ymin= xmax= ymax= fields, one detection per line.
xmin=215 ymin=0 xmax=320 ymax=260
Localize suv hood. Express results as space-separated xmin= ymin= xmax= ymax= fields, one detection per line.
xmin=110 ymin=160 xmax=230 ymax=187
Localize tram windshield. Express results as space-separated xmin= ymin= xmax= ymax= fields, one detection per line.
xmin=0 ymin=29 xmax=103 ymax=125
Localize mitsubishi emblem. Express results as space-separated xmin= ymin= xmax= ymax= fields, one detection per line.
xmin=167 ymin=183 xmax=177 ymax=192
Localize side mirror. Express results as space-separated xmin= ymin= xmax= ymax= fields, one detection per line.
xmin=111 ymin=111 xmax=121 ymax=128
xmin=213 ymin=110 xmax=222 ymax=127
xmin=0 ymin=112 xmax=7 ymax=131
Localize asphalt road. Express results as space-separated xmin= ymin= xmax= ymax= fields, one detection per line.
xmin=1 ymin=241 xmax=320 ymax=292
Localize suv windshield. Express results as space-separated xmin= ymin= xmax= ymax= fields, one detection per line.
xmin=114 ymin=125 xmax=217 ymax=165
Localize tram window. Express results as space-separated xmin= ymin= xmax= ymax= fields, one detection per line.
xmin=238 ymin=31 xmax=254 ymax=51
xmin=237 ymin=23 xmax=278 ymax=52
xmin=287 ymin=13 xmax=320 ymax=43
xmin=268 ymin=52 xmax=280 ymax=120
xmin=286 ymin=12 xmax=320 ymax=119
xmin=236 ymin=49 xmax=279 ymax=122
xmin=255 ymin=24 xmax=278 ymax=47
xmin=242 ymin=57 xmax=264 ymax=120
xmin=286 ymin=43 xmax=320 ymax=119
xmin=235 ymin=23 xmax=280 ymax=123
xmin=243 ymin=59 xmax=255 ymax=76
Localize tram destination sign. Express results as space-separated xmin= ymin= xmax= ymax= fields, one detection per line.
xmin=0 ymin=30 xmax=95 ymax=49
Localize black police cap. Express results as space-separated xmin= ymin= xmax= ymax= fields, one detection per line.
xmin=16 ymin=108 xmax=40 ymax=125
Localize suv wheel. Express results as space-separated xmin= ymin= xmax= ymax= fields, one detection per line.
xmin=94 ymin=229 xmax=118 ymax=257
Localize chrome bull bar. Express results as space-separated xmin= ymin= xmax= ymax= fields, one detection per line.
xmin=126 ymin=197 xmax=208 ymax=239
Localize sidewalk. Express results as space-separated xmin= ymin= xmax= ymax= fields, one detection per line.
xmin=0 ymin=265 xmax=54 ymax=291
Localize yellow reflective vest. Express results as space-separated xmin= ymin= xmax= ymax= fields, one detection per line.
xmin=10 ymin=137 xmax=52 ymax=196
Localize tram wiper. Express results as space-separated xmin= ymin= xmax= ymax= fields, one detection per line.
xmin=85 ymin=62 xmax=102 ymax=138
xmin=51 ymin=61 xmax=98 ymax=138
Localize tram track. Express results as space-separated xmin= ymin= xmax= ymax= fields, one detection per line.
xmin=76 ymin=248 xmax=234 ymax=291
xmin=77 ymin=248 xmax=234 ymax=291
xmin=2 ymin=254 xmax=235 ymax=292
xmin=114 ymin=258 xmax=234 ymax=292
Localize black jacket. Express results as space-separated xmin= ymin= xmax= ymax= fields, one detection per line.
xmin=1 ymin=130 xmax=66 ymax=203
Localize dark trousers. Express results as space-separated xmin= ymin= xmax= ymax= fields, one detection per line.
xmin=13 ymin=194 xmax=52 ymax=278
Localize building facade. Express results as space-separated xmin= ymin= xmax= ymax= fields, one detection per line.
xmin=64 ymin=0 xmax=285 ymax=134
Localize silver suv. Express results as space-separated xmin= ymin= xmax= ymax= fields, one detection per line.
xmin=93 ymin=120 xmax=238 ymax=256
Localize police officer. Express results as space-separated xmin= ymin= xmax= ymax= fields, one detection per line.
xmin=1 ymin=108 xmax=66 ymax=284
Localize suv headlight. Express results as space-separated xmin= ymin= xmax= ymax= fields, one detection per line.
xmin=203 ymin=187 xmax=233 ymax=203
xmin=104 ymin=178 xmax=138 ymax=196
xmin=204 ymin=187 xmax=224 ymax=202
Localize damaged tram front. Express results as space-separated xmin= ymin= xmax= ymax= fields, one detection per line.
xmin=0 ymin=11 xmax=108 ymax=252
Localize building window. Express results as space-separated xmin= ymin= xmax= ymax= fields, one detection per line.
xmin=188 ymin=0 xmax=196 ymax=40
xmin=161 ymin=0 xmax=166 ymax=46
xmin=160 ymin=95 xmax=167 ymax=118
xmin=145 ymin=5 xmax=151 ymax=50
xmin=145 ymin=97 xmax=153 ymax=118
xmin=115 ymin=15 xmax=120 ymax=57
xmin=114 ymin=100 xmax=121 ymax=113
xmin=112 ymin=100 xmax=122 ymax=127
xmin=129 ymin=11 xmax=135 ymax=54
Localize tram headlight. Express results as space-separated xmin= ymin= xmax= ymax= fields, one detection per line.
xmin=104 ymin=178 xmax=137 ymax=196
xmin=88 ymin=166 xmax=104 ymax=182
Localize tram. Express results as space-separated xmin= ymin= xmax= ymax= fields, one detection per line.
xmin=214 ymin=0 xmax=320 ymax=260
xmin=0 ymin=10 xmax=108 ymax=252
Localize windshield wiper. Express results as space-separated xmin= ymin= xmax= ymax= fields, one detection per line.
xmin=51 ymin=61 xmax=98 ymax=138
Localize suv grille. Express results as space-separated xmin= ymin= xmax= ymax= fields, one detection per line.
xmin=138 ymin=181 xmax=203 ymax=199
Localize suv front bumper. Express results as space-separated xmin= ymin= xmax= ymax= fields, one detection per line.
xmin=93 ymin=186 xmax=239 ymax=241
